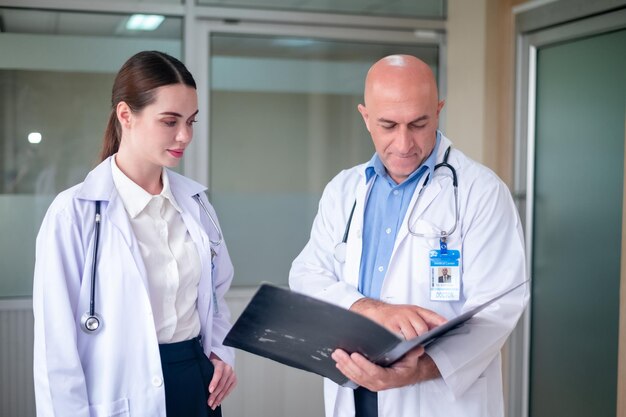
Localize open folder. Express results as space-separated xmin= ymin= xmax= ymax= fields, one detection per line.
xmin=224 ymin=281 xmax=527 ymax=388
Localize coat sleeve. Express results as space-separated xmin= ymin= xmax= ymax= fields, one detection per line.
xmin=426 ymin=172 xmax=530 ymax=398
xmin=289 ymin=174 xmax=364 ymax=309
xmin=33 ymin=202 xmax=91 ymax=417
xmin=200 ymin=196 xmax=236 ymax=367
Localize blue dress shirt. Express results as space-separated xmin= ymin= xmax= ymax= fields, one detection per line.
xmin=358 ymin=133 xmax=441 ymax=299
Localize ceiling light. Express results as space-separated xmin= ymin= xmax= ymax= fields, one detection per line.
xmin=126 ymin=14 xmax=165 ymax=31
xmin=28 ymin=132 xmax=42 ymax=144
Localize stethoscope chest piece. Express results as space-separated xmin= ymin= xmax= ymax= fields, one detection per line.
xmin=334 ymin=242 xmax=347 ymax=263
xmin=80 ymin=312 xmax=103 ymax=334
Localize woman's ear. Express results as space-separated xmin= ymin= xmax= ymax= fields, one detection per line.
xmin=116 ymin=101 xmax=132 ymax=129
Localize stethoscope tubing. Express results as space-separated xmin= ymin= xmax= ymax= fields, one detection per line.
xmin=407 ymin=146 xmax=459 ymax=239
xmin=89 ymin=201 xmax=101 ymax=317
xmin=193 ymin=194 xmax=223 ymax=247
xmin=82 ymin=193 xmax=224 ymax=334
xmin=333 ymin=146 xmax=458 ymax=263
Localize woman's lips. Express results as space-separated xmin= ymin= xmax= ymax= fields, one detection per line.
xmin=168 ymin=149 xmax=184 ymax=158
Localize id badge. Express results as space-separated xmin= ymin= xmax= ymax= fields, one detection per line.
xmin=430 ymin=249 xmax=461 ymax=301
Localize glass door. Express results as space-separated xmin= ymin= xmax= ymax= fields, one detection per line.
xmin=191 ymin=21 xmax=443 ymax=287
xmin=515 ymin=9 xmax=626 ymax=417
xmin=188 ymin=20 xmax=443 ymax=416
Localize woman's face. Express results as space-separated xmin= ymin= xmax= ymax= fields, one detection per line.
xmin=119 ymin=83 xmax=198 ymax=169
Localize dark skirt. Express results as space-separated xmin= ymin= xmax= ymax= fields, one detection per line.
xmin=159 ymin=336 xmax=222 ymax=417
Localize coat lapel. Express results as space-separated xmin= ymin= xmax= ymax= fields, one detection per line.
xmin=76 ymin=157 xmax=149 ymax=289
xmin=344 ymin=170 xmax=371 ymax=289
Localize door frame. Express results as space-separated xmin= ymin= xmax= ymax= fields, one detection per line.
xmin=513 ymin=5 xmax=626 ymax=417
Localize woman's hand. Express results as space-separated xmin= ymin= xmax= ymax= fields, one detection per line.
xmin=207 ymin=353 xmax=237 ymax=410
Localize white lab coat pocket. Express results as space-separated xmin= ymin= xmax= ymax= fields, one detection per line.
xmin=419 ymin=376 xmax=488 ymax=417
xmin=89 ymin=397 xmax=130 ymax=417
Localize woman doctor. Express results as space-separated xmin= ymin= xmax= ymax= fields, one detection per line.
xmin=33 ymin=50 xmax=236 ymax=417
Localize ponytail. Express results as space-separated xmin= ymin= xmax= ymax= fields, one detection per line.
xmin=99 ymin=110 xmax=121 ymax=162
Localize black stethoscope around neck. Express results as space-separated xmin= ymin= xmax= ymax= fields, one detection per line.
xmin=80 ymin=194 xmax=223 ymax=334
xmin=333 ymin=146 xmax=459 ymax=263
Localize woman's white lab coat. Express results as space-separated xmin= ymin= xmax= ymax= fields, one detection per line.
xmin=290 ymin=134 xmax=529 ymax=417
xmin=33 ymin=157 xmax=235 ymax=417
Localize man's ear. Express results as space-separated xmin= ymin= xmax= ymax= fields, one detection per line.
xmin=436 ymin=99 xmax=445 ymax=116
xmin=357 ymin=104 xmax=371 ymax=132
xmin=116 ymin=101 xmax=133 ymax=129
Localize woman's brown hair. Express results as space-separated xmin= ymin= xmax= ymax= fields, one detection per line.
xmin=99 ymin=51 xmax=197 ymax=161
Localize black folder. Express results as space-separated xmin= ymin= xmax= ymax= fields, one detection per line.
xmin=223 ymin=281 xmax=526 ymax=387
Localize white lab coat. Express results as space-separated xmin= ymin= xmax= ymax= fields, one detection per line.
xmin=33 ymin=157 xmax=235 ymax=417
xmin=290 ymin=134 xmax=529 ymax=417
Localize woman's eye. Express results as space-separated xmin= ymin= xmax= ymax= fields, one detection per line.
xmin=163 ymin=120 xmax=176 ymax=127
xmin=187 ymin=119 xmax=197 ymax=126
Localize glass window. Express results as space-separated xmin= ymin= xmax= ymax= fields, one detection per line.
xmin=199 ymin=0 xmax=446 ymax=19
xmin=209 ymin=34 xmax=439 ymax=286
xmin=0 ymin=8 xmax=183 ymax=297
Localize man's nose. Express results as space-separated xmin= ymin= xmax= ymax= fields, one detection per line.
xmin=395 ymin=125 xmax=413 ymax=153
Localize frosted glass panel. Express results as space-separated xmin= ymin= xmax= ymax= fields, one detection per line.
xmin=0 ymin=9 xmax=182 ymax=298
xmin=530 ymin=29 xmax=626 ymax=417
xmin=209 ymin=34 xmax=438 ymax=286
xmin=199 ymin=0 xmax=445 ymax=19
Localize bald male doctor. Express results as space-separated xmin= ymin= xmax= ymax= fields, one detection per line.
xmin=289 ymin=55 xmax=529 ymax=417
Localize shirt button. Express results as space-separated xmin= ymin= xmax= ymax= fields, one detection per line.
xmin=393 ymin=190 xmax=399 ymax=196
xmin=385 ymin=228 xmax=392 ymax=234
xmin=152 ymin=376 xmax=163 ymax=387
xmin=378 ymin=266 xmax=384 ymax=272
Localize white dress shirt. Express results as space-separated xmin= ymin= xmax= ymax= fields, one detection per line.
xmin=111 ymin=156 xmax=201 ymax=343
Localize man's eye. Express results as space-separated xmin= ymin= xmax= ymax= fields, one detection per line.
xmin=381 ymin=124 xmax=395 ymax=130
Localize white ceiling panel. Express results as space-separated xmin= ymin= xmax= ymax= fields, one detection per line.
xmin=0 ymin=8 xmax=181 ymax=39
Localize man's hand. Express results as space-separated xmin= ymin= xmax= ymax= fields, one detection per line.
xmin=334 ymin=298 xmax=446 ymax=390
xmin=207 ymin=353 xmax=237 ymax=410
xmin=350 ymin=298 xmax=447 ymax=339
xmin=331 ymin=347 xmax=441 ymax=391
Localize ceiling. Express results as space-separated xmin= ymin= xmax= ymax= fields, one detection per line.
xmin=0 ymin=8 xmax=182 ymax=39
xmin=0 ymin=0 xmax=444 ymax=38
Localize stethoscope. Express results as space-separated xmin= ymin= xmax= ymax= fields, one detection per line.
xmin=80 ymin=193 xmax=223 ymax=334
xmin=333 ymin=146 xmax=459 ymax=263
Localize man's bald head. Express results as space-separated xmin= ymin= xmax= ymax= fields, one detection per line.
xmin=357 ymin=55 xmax=444 ymax=184
xmin=363 ymin=55 xmax=439 ymax=108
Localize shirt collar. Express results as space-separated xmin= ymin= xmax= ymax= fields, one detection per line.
xmin=110 ymin=155 xmax=182 ymax=218
xmin=365 ymin=130 xmax=441 ymax=185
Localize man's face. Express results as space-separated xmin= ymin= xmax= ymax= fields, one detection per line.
xmin=442 ymin=268 xmax=448 ymax=276
xmin=358 ymin=80 xmax=443 ymax=185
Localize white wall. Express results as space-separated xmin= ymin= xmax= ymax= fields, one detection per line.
xmin=446 ymin=0 xmax=488 ymax=163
